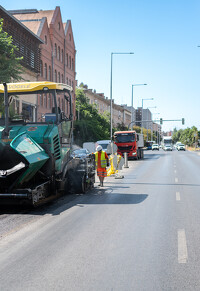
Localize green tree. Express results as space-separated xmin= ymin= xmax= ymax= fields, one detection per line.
xmin=0 ymin=18 xmax=23 ymax=83
xmin=0 ymin=18 xmax=23 ymax=115
xmin=73 ymin=88 xmax=110 ymax=145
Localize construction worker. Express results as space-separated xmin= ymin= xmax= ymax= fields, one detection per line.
xmin=95 ymin=145 xmax=109 ymax=187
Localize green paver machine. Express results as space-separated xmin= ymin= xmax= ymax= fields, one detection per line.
xmin=0 ymin=82 xmax=95 ymax=205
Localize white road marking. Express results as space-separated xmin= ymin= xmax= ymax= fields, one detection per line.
xmin=175 ymin=177 xmax=178 ymax=183
xmin=174 ymin=170 xmax=177 ymax=174
xmin=176 ymin=192 xmax=180 ymax=201
xmin=178 ymin=229 xmax=188 ymax=263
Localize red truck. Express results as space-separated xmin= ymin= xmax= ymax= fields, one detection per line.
xmin=113 ymin=130 xmax=144 ymax=159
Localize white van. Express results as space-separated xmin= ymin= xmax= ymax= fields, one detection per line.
xmin=96 ymin=140 xmax=111 ymax=153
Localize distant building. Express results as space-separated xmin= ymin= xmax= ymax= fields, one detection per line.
xmin=136 ymin=107 xmax=152 ymax=130
xmin=10 ymin=6 xmax=76 ymax=121
xmin=82 ymin=87 xmax=132 ymax=128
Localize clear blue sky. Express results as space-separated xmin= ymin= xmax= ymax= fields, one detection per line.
xmin=2 ymin=0 xmax=200 ymax=131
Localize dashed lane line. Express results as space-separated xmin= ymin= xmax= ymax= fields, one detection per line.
xmin=176 ymin=192 xmax=180 ymax=201
xmin=175 ymin=177 xmax=178 ymax=183
xmin=178 ymin=229 xmax=188 ymax=263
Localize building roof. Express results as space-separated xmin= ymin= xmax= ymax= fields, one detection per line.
xmin=0 ymin=5 xmax=43 ymax=43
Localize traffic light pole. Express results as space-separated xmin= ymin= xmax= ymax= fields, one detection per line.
xmin=159 ymin=118 xmax=185 ymax=125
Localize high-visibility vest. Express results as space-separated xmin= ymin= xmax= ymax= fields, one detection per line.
xmin=95 ymin=151 xmax=107 ymax=168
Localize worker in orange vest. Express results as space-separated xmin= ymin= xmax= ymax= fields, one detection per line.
xmin=95 ymin=145 xmax=109 ymax=187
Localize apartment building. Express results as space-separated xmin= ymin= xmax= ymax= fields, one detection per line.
xmin=0 ymin=5 xmax=42 ymax=121
xmin=11 ymin=6 xmax=76 ymax=121
xmin=83 ymin=87 xmax=131 ymax=128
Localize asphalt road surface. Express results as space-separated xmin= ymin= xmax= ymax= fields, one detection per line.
xmin=1 ymin=149 xmax=200 ymax=290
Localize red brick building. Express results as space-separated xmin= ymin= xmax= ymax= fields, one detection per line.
xmin=11 ymin=7 xmax=76 ymax=121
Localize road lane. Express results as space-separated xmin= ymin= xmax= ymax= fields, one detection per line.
xmin=0 ymin=150 xmax=200 ymax=290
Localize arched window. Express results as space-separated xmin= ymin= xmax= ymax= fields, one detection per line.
xmin=55 ymin=44 xmax=57 ymax=58
xmin=44 ymin=63 xmax=47 ymax=79
xmin=61 ymin=98 xmax=64 ymax=111
xmin=48 ymin=66 xmax=51 ymax=81
xmin=61 ymin=49 xmax=63 ymax=63
xmin=69 ymin=56 xmax=71 ymax=69
xmin=58 ymin=46 xmax=60 ymax=61
xmin=48 ymin=95 xmax=51 ymax=108
xmin=66 ymin=54 xmax=68 ymax=67
xmin=55 ymin=70 xmax=57 ymax=82
xmin=40 ymin=61 xmax=43 ymax=77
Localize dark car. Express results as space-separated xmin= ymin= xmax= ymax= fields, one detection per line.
xmin=71 ymin=148 xmax=90 ymax=159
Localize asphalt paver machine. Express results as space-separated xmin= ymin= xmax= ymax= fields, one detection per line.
xmin=0 ymin=82 xmax=95 ymax=206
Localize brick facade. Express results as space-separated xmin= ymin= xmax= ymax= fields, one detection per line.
xmin=12 ymin=7 xmax=76 ymax=121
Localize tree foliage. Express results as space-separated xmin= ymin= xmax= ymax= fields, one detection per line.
xmin=0 ymin=18 xmax=23 ymax=83
xmin=73 ymin=88 xmax=110 ymax=145
xmin=172 ymin=126 xmax=199 ymax=146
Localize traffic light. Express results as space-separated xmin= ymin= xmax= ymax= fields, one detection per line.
xmin=160 ymin=118 xmax=163 ymax=125
xmin=182 ymin=118 xmax=185 ymax=125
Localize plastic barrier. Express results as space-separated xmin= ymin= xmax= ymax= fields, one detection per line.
xmin=107 ymin=154 xmax=122 ymax=176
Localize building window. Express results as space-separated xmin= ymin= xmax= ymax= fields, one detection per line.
xmin=61 ymin=49 xmax=63 ymax=63
xmin=69 ymin=79 xmax=71 ymax=86
xmin=40 ymin=94 xmax=43 ymax=106
xmin=66 ymin=77 xmax=68 ymax=84
xmin=55 ymin=70 xmax=57 ymax=82
xmin=72 ymin=58 xmax=74 ymax=71
xmin=44 ymin=63 xmax=47 ymax=79
xmin=69 ymin=33 xmax=71 ymax=41
xmin=48 ymin=66 xmax=51 ymax=81
xmin=48 ymin=95 xmax=51 ymax=108
xmin=61 ymin=74 xmax=64 ymax=83
xmin=44 ymin=94 xmax=47 ymax=108
xmin=69 ymin=56 xmax=71 ymax=69
xmin=58 ymin=46 xmax=60 ymax=61
xmin=58 ymin=72 xmax=60 ymax=83
xmin=58 ymin=22 xmax=60 ymax=30
xmin=61 ymin=98 xmax=64 ymax=111
xmin=66 ymin=54 xmax=68 ymax=67
xmin=58 ymin=97 xmax=60 ymax=108
xmin=44 ymin=35 xmax=47 ymax=44
xmin=40 ymin=61 xmax=43 ymax=77
xmin=55 ymin=43 xmax=57 ymax=58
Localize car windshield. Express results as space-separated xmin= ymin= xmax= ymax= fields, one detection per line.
xmin=153 ymin=144 xmax=158 ymax=146
xmin=114 ymin=133 xmax=135 ymax=143
xmin=100 ymin=144 xmax=108 ymax=150
xmin=73 ymin=149 xmax=87 ymax=154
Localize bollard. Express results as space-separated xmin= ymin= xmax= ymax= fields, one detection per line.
xmin=124 ymin=152 xmax=129 ymax=168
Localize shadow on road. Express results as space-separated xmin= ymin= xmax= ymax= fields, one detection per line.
xmin=0 ymin=191 xmax=148 ymax=216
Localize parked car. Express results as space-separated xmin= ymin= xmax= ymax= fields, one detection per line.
xmin=152 ymin=144 xmax=159 ymax=151
xmin=177 ymin=144 xmax=186 ymax=151
xmin=164 ymin=145 xmax=173 ymax=151
xmin=71 ymin=148 xmax=90 ymax=159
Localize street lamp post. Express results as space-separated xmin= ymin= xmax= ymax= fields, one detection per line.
xmin=110 ymin=52 xmax=134 ymax=140
xmin=131 ymin=83 xmax=147 ymax=130
xmin=141 ymin=98 xmax=154 ymax=134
